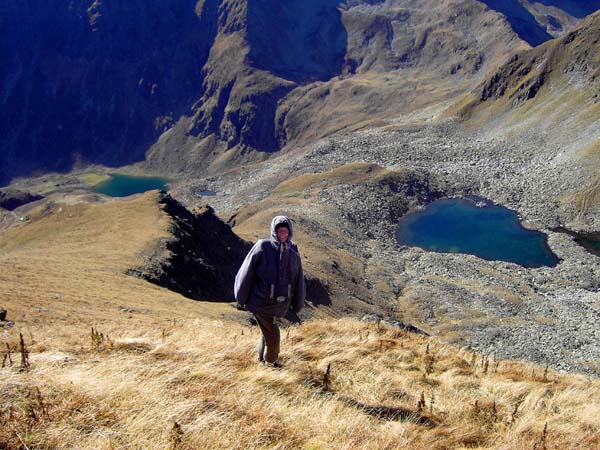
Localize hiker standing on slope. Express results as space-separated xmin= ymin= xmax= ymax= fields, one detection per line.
xmin=234 ymin=216 xmax=306 ymax=367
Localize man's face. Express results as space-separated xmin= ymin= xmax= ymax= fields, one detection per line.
xmin=276 ymin=226 xmax=289 ymax=243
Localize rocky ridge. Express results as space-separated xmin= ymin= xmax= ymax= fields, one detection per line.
xmin=128 ymin=191 xmax=252 ymax=302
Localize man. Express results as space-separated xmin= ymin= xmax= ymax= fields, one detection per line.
xmin=234 ymin=215 xmax=306 ymax=367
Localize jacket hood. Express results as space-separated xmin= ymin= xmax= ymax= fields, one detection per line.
xmin=270 ymin=215 xmax=293 ymax=243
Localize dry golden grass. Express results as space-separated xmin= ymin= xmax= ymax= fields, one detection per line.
xmin=1 ymin=190 xmax=599 ymax=449
xmin=0 ymin=190 xmax=233 ymax=359
xmin=2 ymin=318 xmax=600 ymax=449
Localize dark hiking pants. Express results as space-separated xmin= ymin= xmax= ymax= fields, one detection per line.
xmin=254 ymin=313 xmax=280 ymax=363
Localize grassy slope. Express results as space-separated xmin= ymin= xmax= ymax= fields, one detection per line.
xmin=0 ymin=191 xmax=233 ymax=355
xmin=1 ymin=191 xmax=600 ymax=449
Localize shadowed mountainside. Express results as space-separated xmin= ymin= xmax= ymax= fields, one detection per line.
xmin=246 ymin=0 xmax=348 ymax=83
xmin=0 ymin=0 xmax=215 ymax=185
xmin=2 ymin=0 xmax=599 ymax=186
xmin=480 ymin=0 xmax=600 ymax=44
xmin=479 ymin=0 xmax=552 ymax=45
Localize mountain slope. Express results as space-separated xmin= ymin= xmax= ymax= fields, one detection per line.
xmin=2 ymin=315 xmax=600 ymax=449
xmin=3 ymin=0 xmax=598 ymax=186
xmin=460 ymin=10 xmax=600 ymax=226
xmin=144 ymin=0 xmax=529 ymax=174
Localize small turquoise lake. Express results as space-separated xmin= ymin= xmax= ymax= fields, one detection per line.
xmin=92 ymin=174 xmax=169 ymax=197
xmin=396 ymin=198 xmax=560 ymax=268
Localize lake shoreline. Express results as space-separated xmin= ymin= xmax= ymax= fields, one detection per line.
xmin=91 ymin=174 xmax=171 ymax=197
xmin=395 ymin=196 xmax=560 ymax=268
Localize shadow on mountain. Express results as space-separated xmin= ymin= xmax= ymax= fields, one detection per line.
xmin=535 ymin=0 xmax=600 ymax=18
xmin=480 ymin=0 xmax=553 ymax=46
xmin=305 ymin=277 xmax=332 ymax=307
xmin=0 ymin=0 xmax=219 ymax=186
xmin=245 ymin=0 xmax=347 ymax=83
xmin=128 ymin=192 xmax=253 ymax=302
xmin=0 ymin=189 xmax=44 ymax=210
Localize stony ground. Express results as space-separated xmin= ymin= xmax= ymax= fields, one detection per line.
xmin=170 ymin=117 xmax=600 ymax=376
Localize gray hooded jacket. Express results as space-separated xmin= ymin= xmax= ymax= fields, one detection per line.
xmin=234 ymin=216 xmax=306 ymax=317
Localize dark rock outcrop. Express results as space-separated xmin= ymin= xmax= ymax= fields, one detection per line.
xmin=305 ymin=277 xmax=332 ymax=307
xmin=0 ymin=189 xmax=44 ymax=210
xmin=128 ymin=192 xmax=252 ymax=301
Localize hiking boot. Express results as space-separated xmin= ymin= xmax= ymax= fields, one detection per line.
xmin=263 ymin=360 xmax=283 ymax=369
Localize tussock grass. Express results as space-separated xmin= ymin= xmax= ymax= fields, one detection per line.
xmin=1 ymin=318 xmax=599 ymax=449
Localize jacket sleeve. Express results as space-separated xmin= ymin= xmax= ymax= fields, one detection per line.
xmin=234 ymin=241 xmax=263 ymax=306
xmin=291 ymin=256 xmax=306 ymax=313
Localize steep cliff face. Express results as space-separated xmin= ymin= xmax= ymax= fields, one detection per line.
xmin=0 ymin=0 xmax=219 ymax=185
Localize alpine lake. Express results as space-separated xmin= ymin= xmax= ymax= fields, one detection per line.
xmin=395 ymin=197 xmax=560 ymax=268
xmin=92 ymin=174 xmax=170 ymax=197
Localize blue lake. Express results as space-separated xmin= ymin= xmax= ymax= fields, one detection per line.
xmin=92 ymin=174 xmax=169 ymax=197
xmin=395 ymin=198 xmax=560 ymax=268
